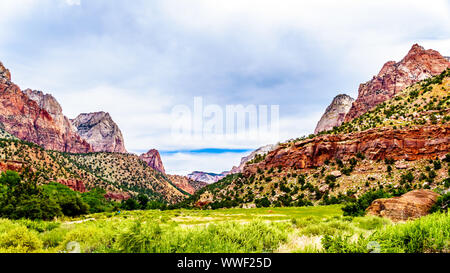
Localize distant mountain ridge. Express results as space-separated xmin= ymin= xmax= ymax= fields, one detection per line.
xmin=187 ymin=144 xmax=279 ymax=183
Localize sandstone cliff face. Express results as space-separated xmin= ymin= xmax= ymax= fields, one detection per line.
xmin=366 ymin=190 xmax=440 ymax=221
xmin=139 ymin=149 xmax=165 ymax=173
xmin=0 ymin=62 xmax=92 ymax=153
xmin=344 ymin=44 xmax=450 ymax=122
xmin=244 ymin=124 xmax=450 ymax=175
xmin=57 ymin=179 xmax=87 ymax=193
xmin=315 ymin=94 xmax=354 ymax=134
xmin=71 ymin=112 xmax=127 ymax=153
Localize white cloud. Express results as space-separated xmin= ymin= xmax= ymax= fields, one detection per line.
xmin=65 ymin=0 xmax=80 ymax=6
xmin=161 ymin=151 xmax=250 ymax=176
xmin=1 ymin=0 xmax=449 ymax=173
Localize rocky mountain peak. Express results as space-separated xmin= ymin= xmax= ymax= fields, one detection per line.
xmin=0 ymin=61 xmax=11 ymax=81
xmin=23 ymin=89 xmax=78 ymax=134
xmin=71 ymin=112 xmax=127 ymax=153
xmin=344 ymin=44 xmax=450 ymax=122
xmin=0 ymin=61 xmax=92 ymax=153
xmin=139 ymin=149 xmax=165 ymax=173
xmin=314 ymin=94 xmax=354 ymax=134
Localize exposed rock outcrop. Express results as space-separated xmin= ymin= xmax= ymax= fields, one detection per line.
xmin=0 ymin=62 xmax=92 ymax=153
xmin=57 ymin=179 xmax=87 ymax=193
xmin=315 ymin=94 xmax=354 ymax=134
xmin=0 ymin=160 xmax=27 ymax=173
xmin=71 ymin=112 xmax=127 ymax=153
xmin=345 ymin=44 xmax=450 ymax=122
xmin=104 ymin=192 xmax=131 ymax=201
xmin=167 ymin=174 xmax=208 ymax=195
xmin=366 ymin=190 xmax=440 ymax=221
xmin=0 ymin=61 xmax=11 ymax=81
xmin=139 ymin=149 xmax=165 ymax=173
xmin=244 ymin=124 xmax=450 ymax=174
xmin=233 ymin=144 xmax=278 ymax=173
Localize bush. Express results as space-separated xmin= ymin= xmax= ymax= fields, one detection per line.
xmin=42 ymin=183 xmax=89 ymax=217
xmin=81 ymin=188 xmax=111 ymax=213
xmin=0 ymin=226 xmax=43 ymax=253
xmin=0 ymin=171 xmax=62 ymax=220
xmin=342 ymin=190 xmax=392 ymax=217
xmin=430 ymin=193 xmax=449 ymax=213
xmin=433 ymin=160 xmax=442 ymax=170
xmin=322 ymin=212 xmax=450 ymax=253
xmin=255 ymin=197 xmax=271 ymax=208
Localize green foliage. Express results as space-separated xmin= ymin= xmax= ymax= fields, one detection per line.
xmin=342 ymin=190 xmax=392 ymax=217
xmin=81 ymin=188 xmax=111 ymax=213
xmin=255 ymin=197 xmax=271 ymax=208
xmin=0 ymin=226 xmax=43 ymax=253
xmin=0 ymin=171 xmax=62 ymax=220
xmin=122 ymin=198 xmax=140 ymax=211
xmin=42 ymin=183 xmax=89 ymax=217
xmin=433 ymin=160 xmax=442 ymax=170
xmin=117 ymin=219 xmax=289 ymax=253
xmin=322 ymin=212 xmax=450 ymax=253
xmin=430 ymin=193 xmax=449 ymax=213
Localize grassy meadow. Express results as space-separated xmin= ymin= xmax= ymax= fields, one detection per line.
xmin=0 ymin=205 xmax=448 ymax=253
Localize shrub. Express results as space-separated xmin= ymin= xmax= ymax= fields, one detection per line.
xmin=433 ymin=160 xmax=442 ymax=170
xmin=0 ymin=226 xmax=43 ymax=253
xmin=42 ymin=183 xmax=89 ymax=217
xmin=0 ymin=171 xmax=62 ymax=220
xmin=322 ymin=212 xmax=450 ymax=253
xmin=81 ymin=188 xmax=111 ymax=213
xmin=255 ymin=197 xmax=271 ymax=208
xmin=325 ymin=175 xmax=336 ymax=184
xmin=342 ymin=190 xmax=392 ymax=217
xmin=430 ymin=193 xmax=449 ymax=213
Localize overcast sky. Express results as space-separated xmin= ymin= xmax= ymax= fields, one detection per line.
xmin=0 ymin=0 xmax=449 ymax=174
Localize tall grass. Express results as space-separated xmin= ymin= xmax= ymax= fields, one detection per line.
xmin=322 ymin=212 xmax=450 ymax=253
xmin=117 ymin=220 xmax=291 ymax=253
xmin=0 ymin=207 xmax=447 ymax=253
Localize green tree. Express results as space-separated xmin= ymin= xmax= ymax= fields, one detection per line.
xmin=0 ymin=170 xmax=62 ymax=220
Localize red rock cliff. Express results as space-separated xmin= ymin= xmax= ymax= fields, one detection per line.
xmin=344 ymin=44 xmax=450 ymax=122
xmin=139 ymin=149 xmax=166 ymax=173
xmin=0 ymin=62 xmax=92 ymax=153
xmin=244 ymin=124 xmax=450 ymax=175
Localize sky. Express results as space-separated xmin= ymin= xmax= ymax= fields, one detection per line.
xmin=0 ymin=0 xmax=449 ymax=175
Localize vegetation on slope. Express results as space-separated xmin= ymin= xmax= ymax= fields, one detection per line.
xmin=0 ymin=135 xmax=188 ymax=204
xmin=182 ymin=70 xmax=450 ymax=209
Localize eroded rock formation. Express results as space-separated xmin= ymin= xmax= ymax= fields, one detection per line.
xmin=345 ymin=44 xmax=450 ymax=122
xmin=366 ymin=189 xmax=440 ymax=221
xmin=139 ymin=149 xmax=165 ymax=173
xmin=244 ymin=124 xmax=450 ymax=175
xmin=71 ymin=112 xmax=127 ymax=153
xmin=315 ymin=94 xmax=354 ymax=134
xmin=57 ymin=179 xmax=87 ymax=193
xmin=0 ymin=62 xmax=92 ymax=153
xmin=167 ymin=174 xmax=208 ymax=195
